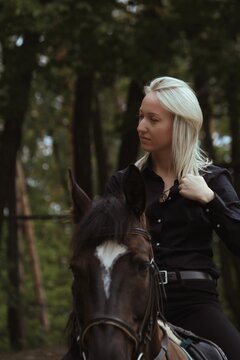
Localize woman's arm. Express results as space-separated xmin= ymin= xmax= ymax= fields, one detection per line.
xmin=180 ymin=168 xmax=240 ymax=256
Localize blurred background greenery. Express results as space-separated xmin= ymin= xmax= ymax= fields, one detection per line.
xmin=0 ymin=0 xmax=240 ymax=353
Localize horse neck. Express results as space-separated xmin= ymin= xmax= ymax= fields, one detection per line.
xmin=147 ymin=321 xmax=188 ymax=360
xmin=144 ymin=321 xmax=164 ymax=360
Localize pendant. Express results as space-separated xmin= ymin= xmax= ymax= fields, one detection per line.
xmin=159 ymin=192 xmax=168 ymax=202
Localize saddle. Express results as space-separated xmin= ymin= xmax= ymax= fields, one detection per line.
xmin=168 ymin=323 xmax=228 ymax=360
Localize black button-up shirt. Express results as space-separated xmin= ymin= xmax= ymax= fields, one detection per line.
xmin=104 ymin=160 xmax=240 ymax=279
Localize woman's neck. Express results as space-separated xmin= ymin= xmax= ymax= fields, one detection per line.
xmin=150 ymin=152 xmax=175 ymax=179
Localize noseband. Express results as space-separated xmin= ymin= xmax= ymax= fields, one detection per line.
xmin=73 ymin=228 xmax=168 ymax=360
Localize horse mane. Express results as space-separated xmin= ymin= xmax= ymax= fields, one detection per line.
xmin=71 ymin=195 xmax=138 ymax=259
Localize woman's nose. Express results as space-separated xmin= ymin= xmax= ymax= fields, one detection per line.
xmin=137 ymin=118 xmax=147 ymax=133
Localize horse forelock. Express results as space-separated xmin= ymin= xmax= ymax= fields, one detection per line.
xmin=71 ymin=195 xmax=138 ymax=258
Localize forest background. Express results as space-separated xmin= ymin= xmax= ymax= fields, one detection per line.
xmin=0 ymin=0 xmax=240 ymax=354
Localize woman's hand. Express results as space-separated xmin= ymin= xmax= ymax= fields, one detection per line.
xmin=179 ymin=174 xmax=214 ymax=204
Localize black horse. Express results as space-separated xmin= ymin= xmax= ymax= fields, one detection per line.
xmin=62 ymin=165 xmax=227 ymax=360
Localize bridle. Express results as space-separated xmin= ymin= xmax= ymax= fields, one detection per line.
xmin=73 ymin=227 xmax=169 ymax=360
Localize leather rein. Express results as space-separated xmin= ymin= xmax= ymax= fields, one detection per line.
xmin=73 ymin=227 xmax=170 ymax=360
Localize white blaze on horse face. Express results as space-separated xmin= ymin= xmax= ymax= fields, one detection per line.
xmin=95 ymin=241 xmax=128 ymax=298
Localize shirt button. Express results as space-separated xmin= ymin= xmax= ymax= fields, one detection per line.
xmin=168 ymin=197 xmax=172 ymax=200
xmin=157 ymin=219 xmax=162 ymax=223
xmin=156 ymin=243 xmax=160 ymax=246
xmin=216 ymin=224 xmax=221 ymax=228
xmin=206 ymin=208 xmax=209 ymax=212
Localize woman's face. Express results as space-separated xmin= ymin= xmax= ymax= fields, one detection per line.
xmin=137 ymin=91 xmax=174 ymax=154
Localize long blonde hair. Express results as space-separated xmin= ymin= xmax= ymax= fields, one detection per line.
xmin=135 ymin=76 xmax=211 ymax=180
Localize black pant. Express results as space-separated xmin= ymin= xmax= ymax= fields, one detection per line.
xmin=164 ymin=280 xmax=240 ymax=360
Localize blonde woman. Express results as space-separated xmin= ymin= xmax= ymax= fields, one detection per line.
xmin=104 ymin=76 xmax=240 ymax=359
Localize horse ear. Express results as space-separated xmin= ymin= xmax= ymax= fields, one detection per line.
xmin=123 ymin=164 xmax=146 ymax=217
xmin=68 ymin=169 xmax=91 ymax=223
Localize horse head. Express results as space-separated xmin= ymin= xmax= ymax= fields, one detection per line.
xmin=65 ymin=166 xmax=167 ymax=360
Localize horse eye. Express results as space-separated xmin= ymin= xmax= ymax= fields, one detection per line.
xmin=137 ymin=261 xmax=150 ymax=274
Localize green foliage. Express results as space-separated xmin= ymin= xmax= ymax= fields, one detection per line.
xmin=20 ymin=220 xmax=73 ymax=347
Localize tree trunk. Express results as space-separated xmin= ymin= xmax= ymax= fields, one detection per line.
xmin=17 ymin=159 xmax=49 ymax=331
xmin=92 ymin=93 xmax=109 ymax=194
xmin=51 ymin=130 xmax=71 ymax=206
xmin=225 ymin=77 xmax=240 ymax=195
xmin=72 ymin=74 xmax=94 ymax=197
xmin=0 ymin=32 xmax=39 ymax=349
xmin=6 ymin=163 xmax=24 ymax=350
xmin=194 ymin=76 xmax=215 ymax=161
xmin=117 ymin=80 xmax=144 ymax=170
xmin=0 ymin=32 xmax=39 ymax=244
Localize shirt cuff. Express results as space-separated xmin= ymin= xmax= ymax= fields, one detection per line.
xmin=202 ymin=192 xmax=234 ymax=219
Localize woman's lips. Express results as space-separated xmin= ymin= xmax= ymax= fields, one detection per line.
xmin=139 ymin=136 xmax=151 ymax=142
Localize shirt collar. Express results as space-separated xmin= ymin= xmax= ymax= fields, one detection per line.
xmin=141 ymin=154 xmax=153 ymax=173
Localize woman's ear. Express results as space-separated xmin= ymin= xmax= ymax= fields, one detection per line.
xmin=123 ymin=164 xmax=146 ymax=217
xmin=68 ymin=169 xmax=91 ymax=223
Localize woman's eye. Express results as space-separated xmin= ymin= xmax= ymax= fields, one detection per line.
xmin=150 ymin=118 xmax=159 ymax=123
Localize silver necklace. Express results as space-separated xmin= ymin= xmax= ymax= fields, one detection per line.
xmin=159 ymin=187 xmax=171 ymax=202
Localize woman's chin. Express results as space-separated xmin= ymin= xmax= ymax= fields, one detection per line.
xmin=140 ymin=143 xmax=152 ymax=152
